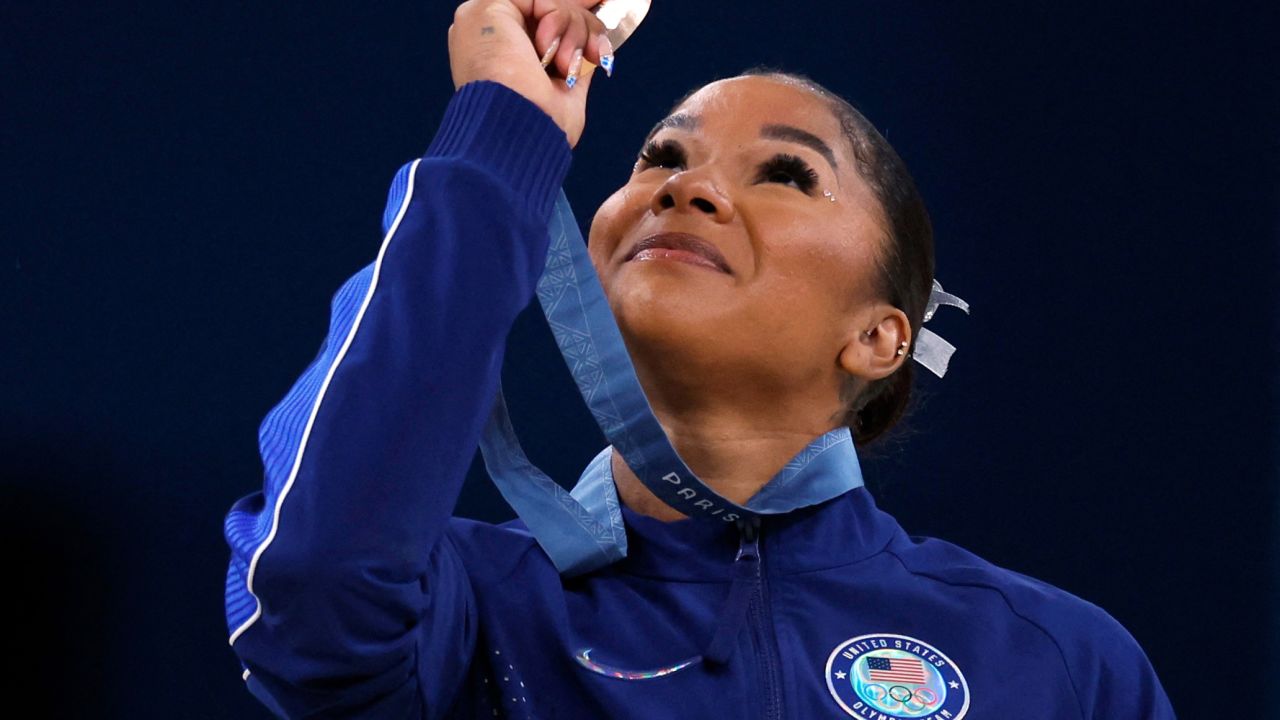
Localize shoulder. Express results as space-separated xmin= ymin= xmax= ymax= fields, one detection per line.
xmin=885 ymin=532 xmax=1174 ymax=718
xmin=886 ymin=532 xmax=1118 ymax=639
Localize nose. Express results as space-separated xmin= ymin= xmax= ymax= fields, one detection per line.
xmin=649 ymin=168 xmax=735 ymax=224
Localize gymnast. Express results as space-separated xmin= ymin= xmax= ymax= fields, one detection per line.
xmin=223 ymin=1 xmax=1175 ymax=717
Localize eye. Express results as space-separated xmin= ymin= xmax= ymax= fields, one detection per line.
xmin=635 ymin=140 xmax=686 ymax=171
xmin=758 ymin=153 xmax=819 ymax=194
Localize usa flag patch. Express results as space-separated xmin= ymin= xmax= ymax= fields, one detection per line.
xmin=825 ymin=633 xmax=969 ymax=719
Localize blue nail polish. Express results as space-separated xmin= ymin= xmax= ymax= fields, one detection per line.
xmin=600 ymin=54 xmax=614 ymax=77
xmin=566 ymin=49 xmax=584 ymax=89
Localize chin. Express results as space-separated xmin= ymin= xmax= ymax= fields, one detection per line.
xmin=606 ymin=269 xmax=739 ymax=357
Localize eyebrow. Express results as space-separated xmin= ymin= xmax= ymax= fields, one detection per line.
xmin=643 ymin=113 xmax=699 ymax=143
xmin=760 ymin=124 xmax=839 ymax=173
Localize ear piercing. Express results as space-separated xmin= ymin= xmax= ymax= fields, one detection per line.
xmin=823 ymin=189 xmax=836 ymax=203
xmin=863 ymin=329 xmax=910 ymax=357
xmin=860 ymin=327 xmax=911 ymax=356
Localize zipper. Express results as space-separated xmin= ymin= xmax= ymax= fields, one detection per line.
xmin=745 ymin=519 xmax=783 ymax=720
xmin=704 ymin=519 xmax=760 ymax=666
xmin=703 ymin=518 xmax=784 ymax=718
xmin=736 ymin=517 xmax=760 ymax=564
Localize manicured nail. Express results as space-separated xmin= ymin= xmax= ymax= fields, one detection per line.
xmin=598 ymin=35 xmax=615 ymax=77
xmin=565 ymin=48 xmax=584 ymax=88
xmin=540 ymin=37 xmax=560 ymax=68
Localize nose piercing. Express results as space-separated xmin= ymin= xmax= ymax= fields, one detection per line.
xmin=823 ymin=189 xmax=836 ymax=203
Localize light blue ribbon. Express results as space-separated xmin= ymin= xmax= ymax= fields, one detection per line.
xmin=479 ymin=191 xmax=864 ymax=576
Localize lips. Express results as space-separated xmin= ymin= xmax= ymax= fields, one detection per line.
xmin=624 ymin=232 xmax=732 ymax=274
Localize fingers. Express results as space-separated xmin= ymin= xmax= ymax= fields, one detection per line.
xmin=533 ymin=10 xmax=568 ymax=68
xmin=585 ymin=27 xmax=614 ymax=77
xmin=550 ymin=9 xmax=590 ymax=77
xmin=531 ymin=2 xmax=610 ymax=85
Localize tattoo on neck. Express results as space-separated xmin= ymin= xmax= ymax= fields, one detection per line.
xmin=481 ymin=26 xmax=495 ymax=35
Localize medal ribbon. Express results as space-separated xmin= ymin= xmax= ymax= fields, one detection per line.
xmin=479 ymin=190 xmax=864 ymax=576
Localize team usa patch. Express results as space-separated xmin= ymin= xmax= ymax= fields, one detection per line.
xmin=825 ymin=633 xmax=969 ymax=719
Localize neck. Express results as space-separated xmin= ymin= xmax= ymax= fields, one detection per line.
xmin=612 ymin=389 xmax=846 ymax=522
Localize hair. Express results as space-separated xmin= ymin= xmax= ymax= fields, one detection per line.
xmin=660 ymin=67 xmax=936 ymax=447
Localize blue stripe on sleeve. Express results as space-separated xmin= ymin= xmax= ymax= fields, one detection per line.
xmin=223 ymin=163 xmax=416 ymax=636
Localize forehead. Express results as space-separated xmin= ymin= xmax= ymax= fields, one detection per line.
xmin=666 ymin=76 xmax=842 ymax=142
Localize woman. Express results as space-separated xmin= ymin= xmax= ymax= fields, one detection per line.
xmin=223 ymin=1 xmax=1175 ymax=717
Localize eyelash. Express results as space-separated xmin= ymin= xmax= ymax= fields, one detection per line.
xmin=763 ymin=153 xmax=821 ymax=193
xmin=635 ymin=140 xmax=821 ymax=194
xmin=634 ymin=141 xmax=680 ymax=173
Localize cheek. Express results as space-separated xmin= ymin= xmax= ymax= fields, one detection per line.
xmin=746 ymin=235 xmax=878 ymax=335
xmin=588 ymin=185 xmax=646 ymax=272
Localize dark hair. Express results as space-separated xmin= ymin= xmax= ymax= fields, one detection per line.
xmin=662 ymin=68 xmax=936 ymax=446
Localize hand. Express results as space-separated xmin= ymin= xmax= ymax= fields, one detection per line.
xmin=449 ymin=0 xmax=612 ymax=148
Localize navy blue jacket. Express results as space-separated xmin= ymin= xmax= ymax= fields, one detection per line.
xmin=224 ymin=81 xmax=1176 ymax=719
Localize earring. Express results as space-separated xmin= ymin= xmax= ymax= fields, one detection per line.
xmin=895 ymin=340 xmax=909 ymax=357
xmin=823 ymin=189 xmax=836 ymax=203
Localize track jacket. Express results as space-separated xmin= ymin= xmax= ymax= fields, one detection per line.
xmin=223 ymin=80 xmax=1176 ymax=719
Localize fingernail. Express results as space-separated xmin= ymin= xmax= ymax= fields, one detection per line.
xmin=598 ymin=35 xmax=615 ymax=77
xmin=565 ymin=48 xmax=584 ymax=88
xmin=540 ymin=37 xmax=560 ymax=68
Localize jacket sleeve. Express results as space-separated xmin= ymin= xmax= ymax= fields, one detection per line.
xmin=222 ymin=80 xmax=573 ymax=719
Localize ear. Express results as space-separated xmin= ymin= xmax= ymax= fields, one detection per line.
xmin=837 ymin=304 xmax=911 ymax=382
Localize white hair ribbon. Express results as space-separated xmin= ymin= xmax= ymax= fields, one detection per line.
xmin=911 ymin=279 xmax=969 ymax=378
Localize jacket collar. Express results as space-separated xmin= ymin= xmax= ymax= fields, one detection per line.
xmin=614 ymin=485 xmax=901 ymax=581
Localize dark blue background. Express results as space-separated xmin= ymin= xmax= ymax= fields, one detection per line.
xmin=4 ymin=2 xmax=1276 ymax=717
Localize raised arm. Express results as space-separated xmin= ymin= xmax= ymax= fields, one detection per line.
xmin=222 ymin=2 xmax=609 ymax=717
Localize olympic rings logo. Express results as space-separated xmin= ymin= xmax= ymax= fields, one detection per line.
xmin=861 ymin=684 xmax=940 ymax=712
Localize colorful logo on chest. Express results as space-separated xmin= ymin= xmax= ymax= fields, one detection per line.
xmin=825 ymin=633 xmax=969 ymax=719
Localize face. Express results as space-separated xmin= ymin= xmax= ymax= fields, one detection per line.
xmin=587 ymin=76 xmax=892 ymax=398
